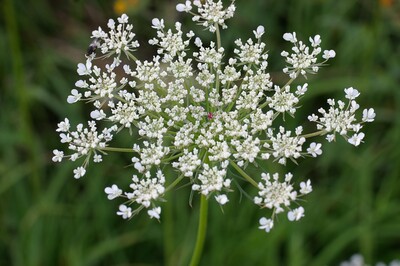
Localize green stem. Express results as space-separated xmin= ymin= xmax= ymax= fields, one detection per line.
xmin=216 ymin=23 xmax=221 ymax=50
xmin=189 ymin=195 xmax=208 ymax=266
xmin=162 ymin=152 xmax=183 ymax=163
xmin=215 ymin=23 xmax=221 ymax=95
xmin=301 ymin=130 xmax=327 ymax=139
xmin=163 ymin=186 xmax=174 ymax=266
xmin=126 ymin=51 xmax=139 ymax=62
xmin=226 ymin=63 xmax=254 ymax=113
xmin=100 ymin=146 xmax=135 ymax=153
xmin=165 ymin=174 xmax=185 ymax=192
xmin=230 ymin=160 xmax=258 ymax=188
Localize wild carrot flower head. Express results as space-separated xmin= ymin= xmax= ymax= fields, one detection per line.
xmin=53 ymin=0 xmax=375 ymax=231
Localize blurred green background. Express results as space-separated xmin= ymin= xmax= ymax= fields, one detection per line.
xmin=1 ymin=0 xmax=399 ymax=265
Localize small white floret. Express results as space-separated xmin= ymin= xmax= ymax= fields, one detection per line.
xmin=259 ymin=217 xmax=274 ymax=233
xmin=77 ymin=60 xmax=92 ymax=76
xmin=283 ymin=32 xmax=297 ymax=43
xmin=73 ymin=166 xmax=86 ymax=179
xmin=253 ymin=25 xmax=265 ymax=39
xmin=93 ymin=154 xmax=102 ymax=163
xmin=344 ymin=87 xmax=360 ymax=100
xmin=91 ymin=109 xmax=107 ymax=120
xmin=300 ymin=179 xmax=312 ymax=194
xmin=362 ymin=108 xmax=376 ymax=122
xmin=117 ymin=14 xmax=129 ymax=24
xmin=307 ymin=142 xmax=322 ymax=157
xmin=117 ymin=204 xmax=132 ymax=219
xmin=348 ymin=132 xmax=365 ymax=146
xmin=309 ymin=35 xmax=321 ymax=47
xmin=176 ymin=1 xmax=192 ymax=12
xmin=52 ymin=149 xmax=64 ymax=162
xmin=67 ymin=89 xmax=82 ymax=104
xmin=215 ymin=194 xmax=229 ymax=205
xmin=296 ymin=83 xmax=308 ymax=96
xmin=75 ymin=80 xmax=87 ymax=88
xmin=288 ymin=207 xmax=305 ymax=221
xmin=194 ymin=37 xmax=202 ymax=47
xmin=151 ymin=18 xmax=164 ymax=30
xmin=322 ymin=49 xmax=336 ymax=59
xmin=148 ymin=207 xmax=161 ymax=220
xmin=104 ymin=184 xmax=122 ymax=200
xmin=326 ymin=134 xmax=335 ymax=142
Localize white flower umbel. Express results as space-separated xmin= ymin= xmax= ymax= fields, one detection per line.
xmin=281 ymin=33 xmax=334 ymax=79
xmin=177 ymin=0 xmax=236 ymax=32
xmin=254 ymin=172 xmax=310 ymax=217
xmin=54 ymin=1 xmax=374 ymax=234
xmin=308 ymin=87 xmax=374 ymax=146
xmin=192 ymin=163 xmax=231 ymax=196
xmin=126 ymin=170 xmax=165 ymax=208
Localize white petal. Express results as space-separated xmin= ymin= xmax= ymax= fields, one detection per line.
xmin=362 ymin=108 xmax=376 ymax=122
xmin=148 ymin=207 xmax=161 ymax=219
xmin=176 ymin=3 xmax=186 ymax=12
xmin=283 ymin=32 xmax=296 ymax=43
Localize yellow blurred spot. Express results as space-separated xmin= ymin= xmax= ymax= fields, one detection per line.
xmin=114 ymin=0 xmax=127 ymax=14
xmin=114 ymin=0 xmax=140 ymax=14
xmin=379 ymin=0 xmax=393 ymax=7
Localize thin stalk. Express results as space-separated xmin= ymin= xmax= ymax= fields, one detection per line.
xmin=189 ymin=195 xmax=208 ymax=266
xmin=226 ymin=65 xmax=251 ymax=112
xmin=165 ymin=174 xmax=185 ymax=192
xmin=216 ymin=23 xmax=221 ymax=50
xmin=230 ymin=160 xmax=258 ymax=188
xmin=163 ymin=186 xmax=174 ymax=266
xmin=301 ymin=130 xmax=326 ymax=139
xmin=215 ymin=23 xmax=221 ymax=95
xmin=100 ymin=147 xmax=135 ymax=153
xmin=162 ymin=152 xmax=183 ymax=163
xmin=126 ymin=51 xmax=139 ymax=62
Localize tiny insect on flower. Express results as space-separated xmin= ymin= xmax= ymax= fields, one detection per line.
xmin=86 ymin=38 xmax=100 ymax=56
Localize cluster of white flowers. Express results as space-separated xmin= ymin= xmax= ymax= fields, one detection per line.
xmin=281 ymin=32 xmax=336 ymax=79
xmin=176 ymin=0 xmax=236 ymax=32
xmin=340 ymin=254 xmax=400 ymax=266
xmin=256 ymin=173 xmax=312 ymax=232
xmin=53 ymin=0 xmax=375 ymax=231
xmin=53 ymin=119 xmax=117 ymax=178
xmin=308 ymin=87 xmax=375 ymax=146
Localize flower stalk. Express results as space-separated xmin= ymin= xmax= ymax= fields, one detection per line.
xmin=230 ymin=160 xmax=258 ymax=188
xmin=189 ymin=195 xmax=208 ymax=266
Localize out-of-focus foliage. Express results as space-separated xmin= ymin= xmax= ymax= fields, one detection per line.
xmin=0 ymin=0 xmax=399 ymax=265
